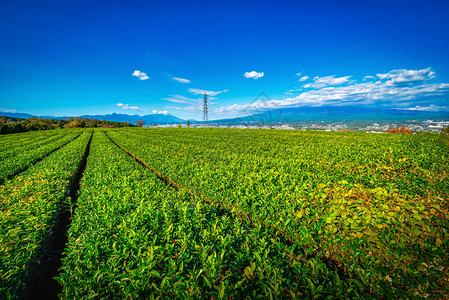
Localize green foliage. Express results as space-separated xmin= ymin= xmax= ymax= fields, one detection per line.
xmin=0 ymin=131 xmax=92 ymax=298
xmin=442 ymin=125 xmax=449 ymax=134
xmin=1 ymin=128 xmax=448 ymax=298
xmin=0 ymin=129 xmax=82 ymax=184
xmin=0 ymin=117 xmax=134 ymax=134
xmin=58 ymin=131 xmax=363 ymax=298
xmin=107 ymin=128 xmax=449 ymax=297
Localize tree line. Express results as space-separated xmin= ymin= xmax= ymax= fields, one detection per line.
xmin=0 ymin=116 xmax=135 ymax=134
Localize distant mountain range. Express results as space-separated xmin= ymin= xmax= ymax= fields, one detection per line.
xmin=1 ymin=106 xmax=449 ymax=125
xmin=212 ymin=106 xmax=449 ymax=124
xmin=80 ymin=113 xmax=184 ymax=124
xmin=0 ymin=112 xmax=184 ymax=125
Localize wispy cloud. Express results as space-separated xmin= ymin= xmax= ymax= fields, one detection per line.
xmin=313 ymin=75 xmax=351 ymax=86
xmin=164 ymin=89 xmax=226 ymax=114
xmin=188 ymin=88 xmax=228 ymax=96
xmin=401 ymin=104 xmax=447 ymax=111
xmin=0 ymin=107 xmax=16 ymax=113
xmin=301 ymin=75 xmax=350 ymax=89
xmin=152 ymin=109 xmax=168 ymax=115
xmin=215 ymin=68 xmax=449 ymax=115
xmin=117 ymin=103 xmax=144 ymax=111
xmin=214 ymin=97 xmax=280 ymax=115
xmin=244 ymin=71 xmax=264 ymax=79
xmin=163 ymin=95 xmax=199 ymax=104
xmin=376 ymin=67 xmax=435 ymax=86
xmin=302 ymin=83 xmax=326 ymax=89
xmin=296 ymin=73 xmax=309 ymax=82
xmin=165 ymin=105 xmax=202 ymax=113
xmin=172 ymin=77 xmax=191 ymax=83
xmin=132 ymin=70 xmax=149 ymax=80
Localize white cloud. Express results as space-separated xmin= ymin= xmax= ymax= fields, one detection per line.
xmin=299 ymin=76 xmax=309 ymax=82
xmin=401 ymin=104 xmax=447 ymax=111
xmin=132 ymin=70 xmax=149 ymax=80
xmin=152 ymin=110 xmax=168 ymax=115
xmin=164 ymin=90 xmax=226 ymax=114
xmin=172 ymin=77 xmax=191 ymax=83
xmin=377 ymin=68 xmax=435 ymax=86
xmin=364 ymin=75 xmax=375 ymax=80
xmin=165 ymin=105 xmax=202 ymax=113
xmin=302 ymin=83 xmax=326 ymax=89
xmin=163 ymin=95 xmax=199 ymax=104
xmin=117 ymin=103 xmax=144 ymax=111
xmin=214 ymin=97 xmax=281 ymax=115
xmin=0 ymin=107 xmax=16 ymax=113
xmin=244 ymin=71 xmax=264 ymax=79
xmin=188 ymin=88 xmax=228 ymax=96
xmin=313 ymin=75 xmax=351 ymax=86
xmin=215 ymin=68 xmax=449 ymax=115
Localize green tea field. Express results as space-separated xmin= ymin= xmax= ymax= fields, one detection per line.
xmin=1 ymin=128 xmax=448 ymax=299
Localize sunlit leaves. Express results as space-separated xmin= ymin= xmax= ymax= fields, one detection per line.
xmin=0 ymin=130 xmax=91 ymax=299
xmin=107 ymin=127 xmax=448 ymax=297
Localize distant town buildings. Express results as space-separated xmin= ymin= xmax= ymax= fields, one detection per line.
xmin=146 ymin=119 xmax=449 ymax=133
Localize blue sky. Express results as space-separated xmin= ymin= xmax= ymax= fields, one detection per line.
xmin=1 ymin=0 xmax=448 ymax=120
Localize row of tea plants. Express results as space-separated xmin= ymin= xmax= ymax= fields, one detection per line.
xmin=0 ymin=130 xmax=91 ymax=298
xmin=0 ymin=129 xmax=82 ymax=184
xmin=0 ymin=129 xmax=62 ymax=153
xmin=57 ymin=131 xmax=365 ymax=298
xmin=107 ymin=128 xmax=448 ymax=297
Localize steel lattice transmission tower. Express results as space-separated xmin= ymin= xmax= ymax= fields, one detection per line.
xmin=202 ymin=92 xmax=209 ymax=127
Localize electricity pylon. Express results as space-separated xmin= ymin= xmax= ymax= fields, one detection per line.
xmin=202 ymin=92 xmax=209 ymax=127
